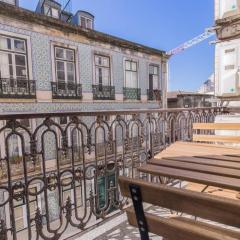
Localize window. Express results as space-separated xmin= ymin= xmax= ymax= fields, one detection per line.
xmin=9 ymin=186 xmax=39 ymax=232
xmin=94 ymin=55 xmax=111 ymax=86
xmin=0 ymin=35 xmax=28 ymax=80
xmin=125 ymin=60 xmax=138 ymax=88
xmin=44 ymin=5 xmax=59 ymax=19
xmin=54 ymin=47 xmax=76 ymax=84
xmin=80 ymin=16 xmax=93 ymax=29
xmin=149 ymin=65 xmax=159 ymax=90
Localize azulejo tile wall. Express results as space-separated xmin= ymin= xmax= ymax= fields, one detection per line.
xmin=0 ymin=21 xmax=164 ymax=105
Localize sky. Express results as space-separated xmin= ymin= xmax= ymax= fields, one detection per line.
xmin=20 ymin=0 xmax=215 ymax=92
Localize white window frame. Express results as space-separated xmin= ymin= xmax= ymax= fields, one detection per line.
xmin=94 ymin=54 xmax=111 ymax=86
xmin=0 ymin=30 xmax=33 ymax=81
xmin=149 ymin=64 xmax=160 ymax=90
xmin=123 ymin=58 xmax=139 ymax=88
xmin=80 ymin=16 xmax=93 ymax=29
xmin=51 ymin=42 xmax=79 ymax=85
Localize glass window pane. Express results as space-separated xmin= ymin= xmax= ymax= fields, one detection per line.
xmin=153 ymin=75 xmax=158 ymax=89
xmin=16 ymin=66 xmax=27 ymax=78
xmin=102 ymin=68 xmax=110 ymax=85
xmin=44 ymin=5 xmax=51 ymax=15
xmin=81 ymin=17 xmax=86 ymax=28
xmin=125 ymin=71 xmax=132 ymax=87
xmin=95 ymin=55 xmax=100 ymax=65
xmin=66 ymin=50 xmax=74 ymax=61
xmin=0 ymin=36 xmax=11 ymax=50
xmin=102 ymin=57 xmax=109 ymax=67
xmin=86 ymin=19 xmax=93 ymax=29
xmin=131 ymin=62 xmax=137 ymax=71
xmin=154 ymin=66 xmax=158 ymax=75
xmin=14 ymin=40 xmax=25 ymax=52
xmin=16 ymin=66 xmax=27 ymax=77
xmin=67 ymin=62 xmax=74 ymax=73
xmin=51 ymin=8 xmax=59 ymax=18
xmin=0 ymin=52 xmax=11 ymax=78
xmin=57 ymin=71 xmax=65 ymax=81
xmin=56 ymin=48 xmax=64 ymax=59
xmin=132 ymin=72 xmax=138 ymax=87
xmin=67 ymin=72 xmax=74 ymax=82
xmin=125 ymin=60 xmax=131 ymax=70
xmin=15 ymin=55 xmax=26 ymax=66
xmin=56 ymin=61 xmax=64 ymax=71
xmin=149 ymin=65 xmax=154 ymax=75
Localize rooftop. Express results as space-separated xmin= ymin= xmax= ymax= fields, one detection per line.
xmin=0 ymin=1 xmax=167 ymax=58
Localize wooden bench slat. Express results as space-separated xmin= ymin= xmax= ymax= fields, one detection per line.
xmin=193 ymin=123 xmax=240 ymax=130
xmin=119 ymin=177 xmax=240 ymax=227
xmin=175 ymin=141 xmax=240 ymax=150
xmin=138 ymin=164 xmax=240 ymax=192
xmin=126 ymin=208 xmax=240 ymax=240
xmin=163 ymin=156 xmax=240 ymax=170
xmin=193 ymin=134 xmax=240 ymax=143
xmin=195 ymin=155 xmax=240 ymax=162
xmin=149 ymin=159 xmax=240 ymax=179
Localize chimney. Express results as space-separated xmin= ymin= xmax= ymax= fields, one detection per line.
xmin=72 ymin=11 xmax=95 ymax=30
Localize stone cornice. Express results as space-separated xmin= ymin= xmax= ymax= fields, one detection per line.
xmin=215 ymin=14 xmax=240 ymax=41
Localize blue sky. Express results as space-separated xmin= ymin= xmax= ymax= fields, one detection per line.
xmin=20 ymin=0 xmax=215 ymax=92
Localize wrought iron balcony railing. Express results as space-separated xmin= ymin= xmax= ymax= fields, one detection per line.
xmin=0 ymin=107 xmax=227 ymax=240
xmin=92 ymin=85 xmax=115 ymax=100
xmin=0 ymin=78 xmax=36 ymax=98
xmin=51 ymin=82 xmax=82 ymax=99
xmin=147 ymin=89 xmax=162 ymax=101
xmin=123 ymin=87 xmax=141 ymax=100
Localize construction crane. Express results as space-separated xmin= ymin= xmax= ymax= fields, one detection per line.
xmin=167 ymin=28 xmax=216 ymax=56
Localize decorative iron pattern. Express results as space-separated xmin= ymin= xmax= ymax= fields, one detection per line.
xmin=0 ymin=107 xmax=226 ymax=240
xmin=51 ymin=82 xmax=82 ymax=99
xmin=0 ymin=78 xmax=36 ymax=99
xmin=92 ymin=85 xmax=115 ymax=100
xmin=147 ymin=89 xmax=162 ymax=101
xmin=123 ymin=87 xmax=141 ymax=100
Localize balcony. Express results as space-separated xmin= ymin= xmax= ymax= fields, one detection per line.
xmin=123 ymin=87 xmax=141 ymax=100
xmin=0 ymin=78 xmax=36 ymax=98
xmin=51 ymin=82 xmax=82 ymax=99
xmin=147 ymin=89 xmax=162 ymax=101
xmin=0 ymin=107 xmax=228 ymax=239
xmin=92 ymin=84 xmax=115 ymax=100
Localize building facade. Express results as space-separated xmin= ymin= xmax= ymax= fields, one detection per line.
xmin=215 ymin=0 xmax=240 ymax=105
xmin=167 ymin=91 xmax=216 ymax=108
xmin=0 ymin=0 xmax=168 ymax=114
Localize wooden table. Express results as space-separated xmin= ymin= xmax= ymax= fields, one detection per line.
xmin=139 ymin=141 xmax=240 ymax=193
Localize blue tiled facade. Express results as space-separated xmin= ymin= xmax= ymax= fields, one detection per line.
xmin=0 ymin=4 xmax=168 ymax=113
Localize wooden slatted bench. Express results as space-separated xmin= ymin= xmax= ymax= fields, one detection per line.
xmin=118 ymin=123 xmax=240 ymax=239
xmin=119 ymin=176 xmax=240 ymax=240
xmin=192 ymin=123 xmax=240 ymax=144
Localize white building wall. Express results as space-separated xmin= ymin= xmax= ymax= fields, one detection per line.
xmin=215 ymin=38 xmax=240 ymax=98
xmin=215 ymin=0 xmax=239 ymax=20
